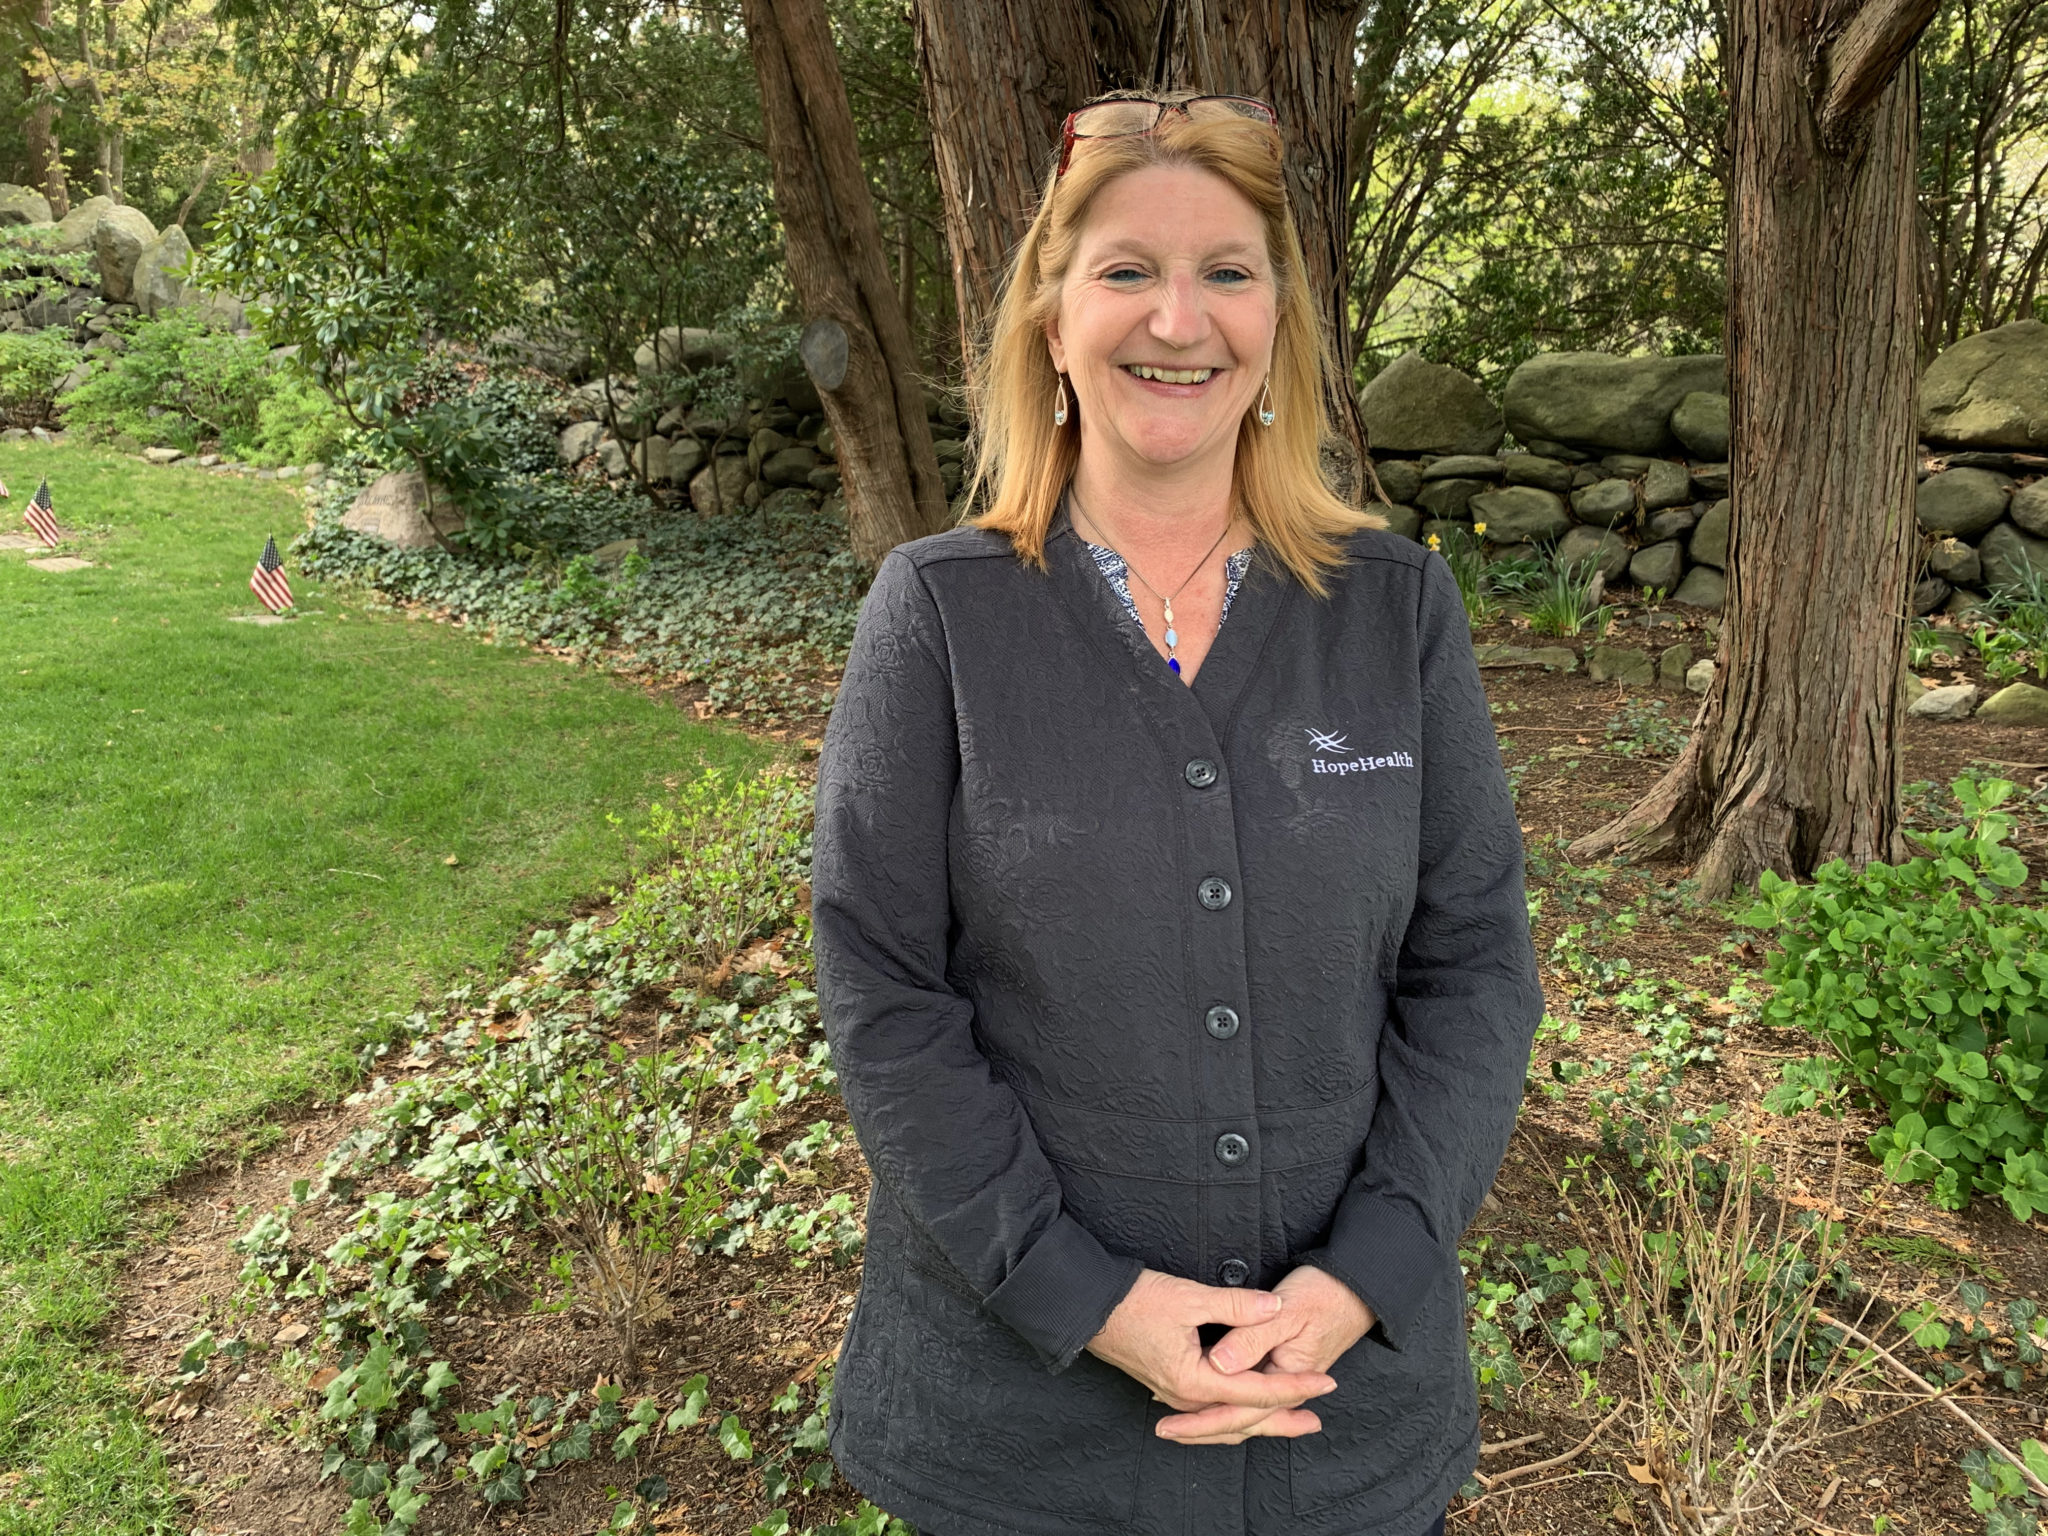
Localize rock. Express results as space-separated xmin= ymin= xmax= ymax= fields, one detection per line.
xmin=490 ymin=324 xmax=592 ymax=381
xmin=689 ymin=455 xmax=751 ymax=514
xmin=1569 ymin=478 xmax=1636 ymax=527
xmin=669 ymin=437 xmax=708 ymax=484
xmin=1377 ymin=504 xmax=1423 ymax=541
xmin=1629 ymin=539 xmax=1687 ymax=592
xmin=340 ymin=469 xmax=463 ymax=548
xmin=815 ymin=423 xmax=838 ymax=461
xmin=141 ymin=446 xmax=184 ymax=465
xmin=196 ymin=453 xmax=220 ymax=468
xmin=1979 ymin=520 xmax=2048 ymax=592
xmin=1920 ymin=320 xmax=2048 ymax=449
xmin=1913 ymin=576 xmax=1953 ymax=615
xmin=1639 ymin=458 xmax=1693 ymax=511
xmin=1909 ymin=682 xmax=1980 ymax=721
xmin=1602 ymin=453 xmax=1658 ymax=476
xmin=1690 ymin=498 xmax=1730 ymax=569
xmin=56 ymin=363 xmax=90 ymax=395
xmin=1657 ymin=643 xmax=1694 ymax=689
xmin=1586 ymin=643 xmax=1656 ymax=686
xmin=1945 ymin=587 xmax=1996 ymax=619
xmin=1419 ymin=518 xmax=1471 ymax=549
xmin=1358 ymin=350 xmax=1505 ymax=455
xmin=1371 ymin=459 xmax=1424 ymax=505
xmin=748 ymin=427 xmax=792 ymax=477
xmin=2012 ymin=478 xmax=2048 ymax=537
xmin=1672 ymin=565 xmax=1726 ymax=610
xmin=808 ymin=465 xmax=843 ymax=493
xmin=1669 ymin=391 xmax=1730 ymax=459
xmin=1926 ymin=536 xmax=1981 ymax=586
xmin=1420 ymin=453 xmax=1504 ymax=482
xmin=762 ymin=445 xmax=821 ymax=488
xmin=597 ymin=439 xmax=630 ymax=477
xmin=0 ymin=185 xmax=53 ymax=226
xmin=558 ymin=420 xmax=603 ymax=464
xmin=589 ymin=538 xmax=644 ymax=570
xmin=1503 ymin=351 xmax=1725 ymax=455
xmin=1646 ymin=505 xmax=1702 ymax=542
xmin=51 ymin=194 xmax=115 ymax=253
xmin=133 ymin=224 xmax=197 ymax=315
xmin=1468 ymin=485 xmax=1571 ymax=544
xmin=1686 ymin=658 xmax=1716 ymax=693
xmin=1557 ymin=525 xmax=1631 ymax=581
xmin=1690 ymin=462 xmax=1730 ymax=496
xmin=1500 ymin=453 xmax=1576 ymax=495
xmin=93 ymin=204 xmax=159 ymax=303
xmin=1473 ymin=643 xmax=1579 ymax=672
xmin=760 ymin=486 xmax=817 ymax=521
xmin=1416 ymin=477 xmax=1489 ymax=520
xmin=635 ymin=326 xmax=732 ymax=376
xmin=1978 ymin=681 xmax=2048 ymax=725
xmin=632 ymin=434 xmax=671 ymax=482
xmin=1519 ymin=437 xmax=1592 ymax=462
xmin=1916 ymin=467 xmax=2013 ymax=537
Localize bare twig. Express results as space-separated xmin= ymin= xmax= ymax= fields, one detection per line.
xmin=1479 ymin=1431 xmax=1544 ymax=1457
xmin=1475 ymin=1400 xmax=1631 ymax=1490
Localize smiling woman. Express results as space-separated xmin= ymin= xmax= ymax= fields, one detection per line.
xmin=813 ymin=91 xmax=1542 ymax=1536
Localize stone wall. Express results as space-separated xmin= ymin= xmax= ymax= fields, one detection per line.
xmin=1358 ymin=318 xmax=2048 ymax=613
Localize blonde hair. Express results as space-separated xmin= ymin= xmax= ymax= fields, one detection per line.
xmin=965 ymin=103 xmax=1381 ymax=595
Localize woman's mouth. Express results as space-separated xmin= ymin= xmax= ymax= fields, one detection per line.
xmin=1121 ymin=364 xmax=1218 ymax=386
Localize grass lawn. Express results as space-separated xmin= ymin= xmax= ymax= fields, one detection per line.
xmin=0 ymin=444 xmax=768 ymax=1533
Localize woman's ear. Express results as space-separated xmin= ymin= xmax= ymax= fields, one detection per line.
xmin=1044 ymin=316 xmax=1067 ymax=376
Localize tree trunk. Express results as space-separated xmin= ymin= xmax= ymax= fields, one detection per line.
xmin=21 ymin=0 xmax=68 ymax=217
xmin=1569 ymin=0 xmax=1939 ymax=898
xmin=909 ymin=0 xmax=1098 ymax=361
xmin=742 ymin=0 xmax=951 ymax=564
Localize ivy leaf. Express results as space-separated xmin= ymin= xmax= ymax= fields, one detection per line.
xmin=717 ymin=1413 xmax=753 ymax=1461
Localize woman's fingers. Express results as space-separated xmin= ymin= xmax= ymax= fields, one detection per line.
xmin=1157 ymin=1404 xmax=1323 ymax=1444
xmin=1173 ymin=1357 xmax=1333 ymax=1410
xmin=1178 ymin=1280 xmax=1286 ymax=1330
xmin=1206 ymin=1313 xmax=1298 ymax=1374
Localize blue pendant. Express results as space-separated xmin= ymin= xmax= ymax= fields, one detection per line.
xmin=1168 ymin=656 xmax=1181 ymax=674
xmin=1163 ymin=627 xmax=1179 ymax=647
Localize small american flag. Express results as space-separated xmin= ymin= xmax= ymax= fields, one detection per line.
xmin=23 ymin=478 xmax=58 ymax=547
xmin=250 ymin=535 xmax=293 ymax=613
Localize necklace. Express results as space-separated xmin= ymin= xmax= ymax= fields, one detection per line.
xmin=1072 ymin=501 xmax=1240 ymax=676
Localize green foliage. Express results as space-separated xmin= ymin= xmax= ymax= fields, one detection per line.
xmin=0 ymin=227 xmax=97 ymax=312
xmin=1430 ymin=523 xmax=1536 ymax=626
xmin=1742 ymin=776 xmax=2048 ymax=1217
xmin=1519 ymin=550 xmax=1614 ymax=638
xmin=254 ymin=370 xmax=353 ymax=466
xmin=1603 ymin=697 xmax=1689 ymax=759
xmin=0 ymin=327 xmax=82 ymax=426
xmin=59 ymin=310 xmax=273 ymax=453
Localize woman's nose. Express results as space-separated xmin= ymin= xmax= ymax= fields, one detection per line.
xmin=1148 ymin=272 xmax=1211 ymax=348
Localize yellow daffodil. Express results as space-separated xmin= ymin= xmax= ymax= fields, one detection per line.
xmin=1426 ymin=533 xmax=1441 ymax=551
xmin=1474 ymin=522 xmax=1488 ymax=537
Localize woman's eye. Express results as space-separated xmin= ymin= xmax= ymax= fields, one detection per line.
xmin=1208 ymin=267 xmax=1253 ymax=286
xmin=1102 ymin=266 xmax=1148 ymax=285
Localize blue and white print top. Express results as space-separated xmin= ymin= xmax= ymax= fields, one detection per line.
xmin=1077 ymin=538 xmax=1256 ymax=632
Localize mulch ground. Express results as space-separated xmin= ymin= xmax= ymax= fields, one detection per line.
xmin=114 ymin=596 xmax=2048 ymax=1536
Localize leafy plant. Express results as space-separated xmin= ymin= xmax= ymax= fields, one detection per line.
xmin=1604 ymin=697 xmax=1689 ymax=759
xmin=1741 ymin=775 xmax=2048 ymax=1217
xmin=0 ymin=327 xmax=82 ymax=427
xmin=59 ymin=310 xmax=271 ymax=453
xmin=1520 ymin=549 xmax=1615 ymax=638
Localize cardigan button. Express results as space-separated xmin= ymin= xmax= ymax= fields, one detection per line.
xmin=1217 ymin=1257 xmax=1251 ymax=1287
xmin=1197 ymin=876 xmax=1232 ymax=910
xmin=1215 ymin=1132 xmax=1250 ymax=1166
xmin=1184 ymin=758 xmax=1219 ymax=788
xmin=1204 ymin=1005 xmax=1240 ymax=1039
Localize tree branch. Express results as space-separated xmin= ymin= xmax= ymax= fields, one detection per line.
xmin=1819 ymin=0 xmax=1940 ymax=143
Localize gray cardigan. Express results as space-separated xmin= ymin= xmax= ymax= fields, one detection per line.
xmin=812 ymin=504 xmax=1543 ymax=1536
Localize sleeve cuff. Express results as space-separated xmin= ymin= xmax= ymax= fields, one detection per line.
xmin=1292 ymin=1193 xmax=1449 ymax=1349
xmin=982 ymin=1212 xmax=1143 ymax=1373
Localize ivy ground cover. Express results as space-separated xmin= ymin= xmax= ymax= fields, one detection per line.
xmin=0 ymin=443 xmax=764 ymax=1533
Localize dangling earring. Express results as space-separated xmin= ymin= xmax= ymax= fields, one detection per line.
xmin=1053 ymin=373 xmax=1070 ymax=427
xmin=1257 ymin=377 xmax=1275 ymax=428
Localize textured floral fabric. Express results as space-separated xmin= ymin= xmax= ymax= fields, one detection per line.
xmin=811 ymin=502 xmax=1543 ymax=1536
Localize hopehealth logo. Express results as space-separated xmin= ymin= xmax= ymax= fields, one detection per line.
xmin=1306 ymin=728 xmax=1414 ymax=776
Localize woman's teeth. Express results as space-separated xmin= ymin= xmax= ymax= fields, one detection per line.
xmin=1123 ymin=365 xmax=1216 ymax=384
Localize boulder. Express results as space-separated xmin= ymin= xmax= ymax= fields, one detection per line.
xmin=1685 ymin=658 xmax=1716 ymax=693
xmin=141 ymin=446 xmax=184 ymax=465
xmin=1628 ymin=539 xmax=1687 ymax=592
xmin=1672 ymin=565 xmax=1727 ymax=610
xmin=1916 ymin=467 xmax=2012 ymax=538
xmin=1569 ymin=478 xmax=1636 ymax=528
xmin=1689 ymin=498 xmax=1730 ymax=569
xmin=1358 ymin=350 xmax=1505 ymax=456
xmin=1416 ymin=477 xmax=1489 ymax=520
xmin=1639 ymin=459 xmax=1693 ymax=511
xmin=1586 ymin=643 xmax=1656 ymax=686
xmin=489 ymin=324 xmax=593 ymax=381
xmin=1979 ymin=520 xmax=2048 ymax=593
xmin=1473 ymin=644 xmax=1580 ymax=672
xmin=1926 ymin=536 xmax=1981 ymax=586
xmin=589 ymin=538 xmax=644 ymax=570
xmin=1371 ymin=459 xmax=1424 ymax=505
xmin=52 ymin=194 xmax=114 ymax=253
xmin=0 ymin=184 xmax=53 ymax=227
xmin=1909 ymin=682 xmax=1979 ymax=722
xmin=689 ymin=455 xmax=751 ymax=514
xmin=762 ymin=445 xmax=820 ymax=488
xmin=93 ymin=204 xmax=159 ymax=303
xmin=558 ymin=421 xmax=603 ymax=464
xmin=1978 ymin=681 xmax=2048 ymax=725
xmin=1657 ymin=643 xmax=1694 ymax=690
xmin=760 ymin=486 xmax=817 ymax=521
xmin=597 ymin=439 xmax=630 ymax=477
xmin=1913 ymin=577 xmax=1953 ymax=615
xmin=1377 ymin=504 xmax=1423 ymax=541
xmin=1503 ymin=351 xmax=1725 ymax=455
xmin=1920 ymin=320 xmax=2048 ymax=449
xmin=1690 ymin=462 xmax=1730 ymax=496
xmin=808 ymin=465 xmax=842 ymax=493
xmin=1420 ymin=453 xmax=1504 ymax=482
xmin=670 ymin=437 xmax=708 ymax=484
xmin=635 ymin=326 xmax=732 ymax=376
xmin=1646 ymin=505 xmax=1702 ymax=542
xmin=1945 ymin=587 xmax=1996 ymax=619
xmin=2012 ymin=478 xmax=2048 ymax=538
xmin=1557 ymin=525 xmax=1631 ymax=582
xmin=632 ymin=435 xmax=671 ymax=482
xmin=1500 ymin=453 xmax=1576 ymax=495
xmin=1669 ymin=391 xmax=1730 ymax=459
xmin=1468 ymin=485 xmax=1571 ymax=544
xmin=340 ymin=469 xmax=463 ymax=548
xmin=748 ymin=427 xmax=792 ymax=477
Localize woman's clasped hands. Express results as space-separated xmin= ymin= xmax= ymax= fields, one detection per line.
xmin=1085 ymin=1264 xmax=1375 ymax=1446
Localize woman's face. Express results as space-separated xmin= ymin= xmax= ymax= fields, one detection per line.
xmin=1046 ymin=164 xmax=1278 ymax=479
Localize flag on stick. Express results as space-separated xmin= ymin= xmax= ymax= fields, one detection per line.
xmin=250 ymin=535 xmax=293 ymax=614
xmin=23 ymin=478 xmax=58 ymax=547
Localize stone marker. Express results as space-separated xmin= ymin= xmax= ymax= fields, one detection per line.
xmin=0 ymin=532 xmax=43 ymax=551
xmin=341 ymin=469 xmax=464 ymax=548
xmin=228 ymin=613 xmax=292 ymax=626
xmin=1976 ymin=681 xmax=2048 ymax=725
xmin=1586 ymin=643 xmax=1656 ymax=686
xmin=1908 ymin=683 xmax=1979 ymax=721
xmin=1685 ymin=658 xmax=1716 ymax=693
xmin=27 ymin=556 xmax=93 ymax=572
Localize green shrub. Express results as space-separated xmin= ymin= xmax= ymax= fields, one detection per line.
xmin=60 ymin=310 xmax=274 ymax=453
xmin=251 ymin=370 xmax=351 ymax=465
xmin=0 ymin=327 xmax=83 ymax=426
xmin=1743 ymin=775 xmax=2048 ymax=1218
